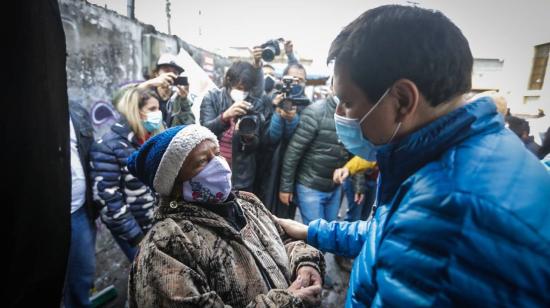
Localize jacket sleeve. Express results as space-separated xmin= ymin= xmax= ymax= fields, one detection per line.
xmin=169 ymin=96 xmax=195 ymax=126
xmin=287 ymin=51 xmax=299 ymax=65
xmin=250 ymin=66 xmax=264 ymax=98
xmin=307 ymin=219 xmax=371 ymax=258
xmin=268 ymin=112 xmax=284 ymax=144
xmin=345 ymin=156 xmax=377 ymax=175
xmin=200 ymin=90 xmax=230 ymax=135
xmin=352 ymin=172 xmax=366 ymax=194
xmin=129 ymin=225 xmax=304 ymax=308
xmin=279 ymin=229 xmax=326 ymax=282
xmin=284 ymin=115 xmax=300 ymax=139
xmin=89 ymin=140 xmax=144 ymax=245
xmin=279 ymin=108 xmax=318 ymax=192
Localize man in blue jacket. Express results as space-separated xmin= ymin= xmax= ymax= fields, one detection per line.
xmin=277 ymin=4 xmax=550 ymax=307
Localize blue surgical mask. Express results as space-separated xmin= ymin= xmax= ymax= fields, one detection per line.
xmin=290 ymin=83 xmax=305 ymax=97
xmin=334 ymin=88 xmax=402 ymax=161
xmin=142 ymin=110 xmax=163 ymax=132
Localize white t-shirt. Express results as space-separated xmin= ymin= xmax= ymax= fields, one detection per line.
xmin=70 ymin=117 xmax=87 ymax=214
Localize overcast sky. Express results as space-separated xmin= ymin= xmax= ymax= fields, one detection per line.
xmin=90 ymin=0 xmax=550 ymax=65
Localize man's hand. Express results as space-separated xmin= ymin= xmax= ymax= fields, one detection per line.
xmin=222 ymin=101 xmax=252 ymax=120
xmin=354 ymin=193 xmax=364 ymax=204
xmin=175 ymin=85 xmax=189 ymax=99
xmin=296 ymin=266 xmax=322 ymax=288
xmin=272 ymin=93 xmax=284 ymax=106
xmin=140 ymin=72 xmax=176 ymax=88
xmin=287 ymin=275 xmax=322 ymax=306
xmin=333 ymin=167 xmax=350 ymax=184
xmin=279 ymin=192 xmax=293 ymax=206
xmin=275 ymin=217 xmax=308 ymax=240
xmin=284 ymin=40 xmax=294 ymax=55
xmin=277 ymin=106 xmax=297 ymax=121
xmin=251 ymin=46 xmax=263 ymax=68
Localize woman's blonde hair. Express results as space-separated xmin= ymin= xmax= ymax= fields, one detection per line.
xmin=117 ymin=88 xmax=164 ymax=140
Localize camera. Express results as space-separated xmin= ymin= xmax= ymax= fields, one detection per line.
xmin=174 ymin=74 xmax=188 ymax=86
xmin=237 ymin=100 xmax=260 ymax=137
xmin=275 ymin=76 xmax=310 ymax=112
xmin=260 ymin=39 xmax=282 ymax=62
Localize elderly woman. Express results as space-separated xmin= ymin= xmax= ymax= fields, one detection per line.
xmin=126 ymin=124 xmax=325 ymax=307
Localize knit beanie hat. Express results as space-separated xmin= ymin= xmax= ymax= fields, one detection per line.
xmin=127 ymin=124 xmax=219 ymax=197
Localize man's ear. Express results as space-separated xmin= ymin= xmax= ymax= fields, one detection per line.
xmin=391 ymin=79 xmax=420 ymax=122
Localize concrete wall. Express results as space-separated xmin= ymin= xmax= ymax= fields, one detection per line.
xmin=59 ymin=0 xmax=230 ymax=137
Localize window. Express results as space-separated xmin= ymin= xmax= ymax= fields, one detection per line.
xmin=529 ymin=43 xmax=550 ymax=90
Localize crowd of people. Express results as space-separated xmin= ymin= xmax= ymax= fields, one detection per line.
xmin=63 ymin=4 xmax=550 ymax=308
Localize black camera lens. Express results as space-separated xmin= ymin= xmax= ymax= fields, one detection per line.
xmin=262 ymin=47 xmax=276 ymax=62
xmin=238 ymin=115 xmax=258 ymax=135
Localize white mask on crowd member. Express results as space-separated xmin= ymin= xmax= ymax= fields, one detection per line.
xmin=230 ymin=89 xmax=248 ymax=102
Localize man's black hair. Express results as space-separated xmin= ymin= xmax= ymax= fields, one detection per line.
xmin=283 ymin=63 xmax=307 ymax=79
xmin=223 ymin=61 xmax=257 ymax=90
xmin=328 ymin=5 xmax=473 ymax=107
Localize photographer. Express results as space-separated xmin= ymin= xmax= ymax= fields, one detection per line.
xmin=255 ymin=53 xmax=311 ymax=218
xmin=200 ymin=60 xmax=269 ymax=193
xmin=278 ymin=94 xmax=350 ymax=225
xmin=136 ymin=53 xmax=195 ymax=127
xmin=263 ymin=40 xmax=299 ymax=96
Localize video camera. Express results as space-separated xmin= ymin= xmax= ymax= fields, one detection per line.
xmin=274 ymin=76 xmax=310 ymax=112
xmin=260 ymin=38 xmax=284 ymax=62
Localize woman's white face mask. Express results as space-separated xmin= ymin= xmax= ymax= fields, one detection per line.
xmin=182 ymin=156 xmax=232 ymax=204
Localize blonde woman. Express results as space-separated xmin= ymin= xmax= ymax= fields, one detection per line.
xmin=90 ymin=88 xmax=164 ymax=260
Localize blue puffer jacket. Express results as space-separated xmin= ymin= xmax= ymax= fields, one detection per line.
xmin=308 ymin=98 xmax=550 ymax=307
xmin=90 ymin=119 xmax=157 ymax=246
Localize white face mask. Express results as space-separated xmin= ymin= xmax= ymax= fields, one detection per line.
xmin=182 ymin=156 xmax=232 ymax=204
xmin=230 ymin=89 xmax=248 ymax=102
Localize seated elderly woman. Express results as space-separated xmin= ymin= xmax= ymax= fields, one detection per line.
xmin=126 ymin=124 xmax=325 ymax=307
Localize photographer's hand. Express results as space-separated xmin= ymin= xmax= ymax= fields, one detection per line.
xmin=284 ymin=40 xmax=294 ymax=55
xmin=251 ymin=46 xmax=263 ymax=68
xmin=280 ymin=106 xmax=297 ymax=121
xmin=175 ymin=85 xmax=189 ymax=99
xmin=223 ymin=101 xmax=252 ymax=120
xmin=272 ymin=93 xmax=284 ymax=106
xmin=139 ymin=72 xmax=176 ymax=89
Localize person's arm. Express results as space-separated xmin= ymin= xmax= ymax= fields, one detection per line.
xmin=200 ymin=90 xmax=230 ymax=135
xmin=345 ymin=156 xmax=377 ymax=175
xmin=278 ymin=224 xmax=326 ymax=283
xmin=279 ymin=108 xmax=318 ymax=193
xmin=284 ymin=113 xmax=300 ymax=138
xmin=250 ymin=46 xmax=265 ymax=98
xmin=307 ymin=219 xmax=371 ymax=258
xmin=268 ymin=111 xmax=285 ymax=144
xmin=89 ymin=141 xmax=143 ymax=246
xmin=285 ymin=40 xmax=299 ymax=65
xmin=170 ymin=95 xmax=195 ymax=126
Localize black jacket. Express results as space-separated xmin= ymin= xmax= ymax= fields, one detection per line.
xmin=200 ymin=88 xmax=270 ymax=191
xmin=280 ymin=97 xmax=350 ymax=192
xmin=69 ymin=101 xmax=98 ymax=221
